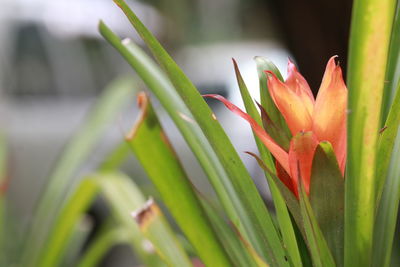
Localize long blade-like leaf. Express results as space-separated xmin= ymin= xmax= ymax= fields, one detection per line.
xmin=346 ymin=0 xmax=397 ymax=265
xmin=309 ymin=142 xmax=344 ymax=267
xmin=372 ymin=127 xmax=400 ymax=267
xmin=255 ymin=57 xmax=291 ymax=150
xmin=99 ymin=21 xmax=288 ymax=265
xmin=38 ymin=178 xmax=100 ymax=267
xmin=126 ymin=92 xmax=231 ymax=266
xmin=234 ymin=59 xmax=302 ymax=267
xmin=381 ymin=3 xmax=400 ymax=122
xmin=0 ymin=133 xmax=7 ymax=265
xmin=376 ymin=82 xmax=400 ymax=201
xmin=77 ymin=226 xmax=132 ymax=267
xmin=299 ymin=182 xmax=335 ymax=267
xmin=198 ymin=194 xmax=259 ymax=267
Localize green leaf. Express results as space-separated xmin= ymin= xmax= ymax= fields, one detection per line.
xmin=37 ymin=178 xmax=100 ymax=267
xmin=299 ymin=182 xmax=336 ymax=267
xmin=20 ymin=76 xmax=135 ymax=267
xmin=199 ymin=195 xmax=259 ymax=267
xmin=373 ymin=127 xmax=400 ymax=267
xmin=99 ymin=142 xmax=132 ymax=171
xmin=62 ymin=218 xmax=92 ymax=267
xmin=99 ymin=20 xmax=288 ymax=265
xmin=234 ymin=60 xmax=302 ymax=267
xmin=381 ymin=3 xmax=400 ymax=123
xmin=77 ymin=225 xmax=133 ymax=267
xmin=246 ymin=152 xmax=302 ymax=236
xmin=255 ymin=56 xmax=291 ymax=150
xmin=376 ymin=81 xmax=400 ymax=202
xmin=309 ymin=142 xmax=344 ymax=267
xmin=0 ymin=133 xmax=7 ymax=265
xmin=346 ymin=0 xmax=397 ymax=265
xmin=126 ymin=92 xmax=231 ymax=266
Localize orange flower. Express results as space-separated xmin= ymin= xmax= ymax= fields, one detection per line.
xmin=204 ymin=56 xmax=347 ymax=197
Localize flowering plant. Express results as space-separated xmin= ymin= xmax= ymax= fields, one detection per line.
xmin=96 ymin=0 xmax=400 ymax=266
xmin=3 ymin=0 xmax=399 ymax=266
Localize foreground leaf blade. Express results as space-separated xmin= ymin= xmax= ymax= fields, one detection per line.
xmin=373 ymin=128 xmax=400 ymax=267
xmin=299 ymin=183 xmax=335 ymax=267
xmin=381 ymin=4 xmax=400 ymax=122
xmin=346 ymin=0 xmax=397 ymax=265
xmin=234 ymin=60 xmax=302 ymax=267
xmin=309 ymin=142 xmax=344 ymax=266
xmin=376 ymin=81 xmax=400 ymax=201
xmin=126 ymin=92 xmax=231 ymax=266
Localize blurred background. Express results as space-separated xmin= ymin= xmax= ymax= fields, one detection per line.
xmin=0 ymin=0 xmax=352 ymax=266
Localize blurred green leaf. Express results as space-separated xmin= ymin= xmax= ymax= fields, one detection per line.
xmin=99 ymin=142 xmax=132 ymax=171
xmin=20 ymin=76 xmax=135 ymax=267
xmin=77 ymin=225 xmax=132 ymax=267
xmin=309 ymin=142 xmax=344 ymax=267
xmin=346 ymin=0 xmax=397 ymax=265
xmin=99 ymin=20 xmax=288 ymax=265
xmin=38 ymin=178 xmax=100 ymax=267
xmin=234 ymin=60 xmax=301 ymax=267
xmin=0 ymin=133 xmax=7 ymax=265
xmin=126 ymin=92 xmax=231 ymax=266
xmin=62 ymin=217 xmax=93 ymax=267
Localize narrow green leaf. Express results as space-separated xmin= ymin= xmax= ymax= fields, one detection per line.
xmin=199 ymin=195 xmax=259 ymax=267
xmin=309 ymin=142 xmax=344 ymax=267
xmin=346 ymin=0 xmax=397 ymax=265
xmin=299 ymin=182 xmax=335 ymax=267
xmin=373 ymin=127 xmax=400 ymax=267
xmin=255 ymin=56 xmax=291 ymax=150
xmin=234 ymin=60 xmax=302 ymax=267
xmin=77 ymin=226 xmax=132 ymax=267
xmin=20 ymin=76 xmax=135 ymax=266
xmin=99 ymin=21 xmax=288 ymax=265
xmin=99 ymin=142 xmax=131 ymax=171
xmin=376 ymin=81 xmax=400 ymax=201
xmin=381 ymin=3 xmax=400 ymax=122
xmin=62 ymin=217 xmax=92 ymax=267
xmin=38 ymin=178 xmax=100 ymax=267
xmin=246 ymin=152 xmax=302 ymax=236
xmin=126 ymin=92 xmax=231 ymax=266
xmin=0 ymin=133 xmax=7 ymax=265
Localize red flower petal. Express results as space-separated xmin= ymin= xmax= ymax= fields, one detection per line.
xmin=265 ymin=72 xmax=313 ymax=135
xmin=285 ymin=59 xmax=315 ymax=115
xmin=276 ymin=161 xmax=296 ymax=196
xmin=288 ymin=132 xmax=318 ymax=196
xmin=312 ymin=59 xmax=347 ymax=175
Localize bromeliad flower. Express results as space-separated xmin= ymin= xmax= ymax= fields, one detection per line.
xmin=204 ymin=56 xmax=347 ymax=197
